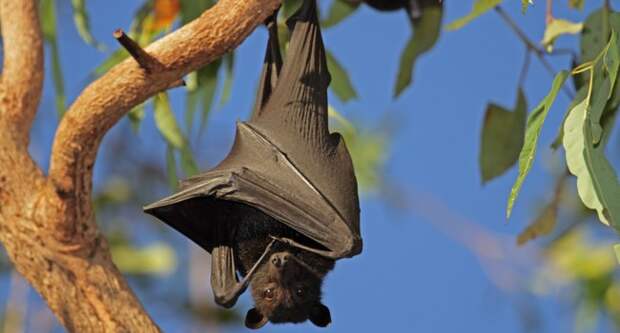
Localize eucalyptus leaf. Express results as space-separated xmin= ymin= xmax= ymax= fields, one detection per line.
xmin=111 ymin=242 xmax=177 ymax=276
xmin=563 ymin=98 xmax=620 ymax=228
xmin=521 ymin=0 xmax=531 ymax=14
xmin=322 ymin=0 xmax=360 ymax=28
xmin=569 ymin=0 xmax=584 ymax=11
xmin=180 ymin=0 xmax=213 ymax=23
xmin=326 ymin=50 xmax=357 ymax=102
xmin=394 ymin=0 xmax=442 ymax=96
xmin=219 ymin=53 xmax=235 ymax=107
xmin=70 ymin=0 xmax=105 ymax=50
xmin=542 ymin=18 xmax=583 ymax=53
xmin=517 ymin=199 xmax=558 ymax=245
xmin=479 ymin=89 xmax=527 ymax=183
xmin=507 ymin=71 xmax=568 ymax=218
xmin=180 ymin=146 xmax=199 ymax=177
xmin=551 ymin=86 xmax=587 ymax=150
xmin=154 ymin=93 xmax=185 ymax=149
xmin=128 ymin=104 xmax=146 ymax=132
xmin=446 ymin=0 xmax=502 ymax=31
xmin=166 ymin=145 xmax=178 ymax=191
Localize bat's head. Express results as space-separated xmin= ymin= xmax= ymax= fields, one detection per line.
xmin=245 ymin=251 xmax=332 ymax=329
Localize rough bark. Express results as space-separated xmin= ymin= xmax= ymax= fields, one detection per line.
xmin=0 ymin=0 xmax=281 ymax=331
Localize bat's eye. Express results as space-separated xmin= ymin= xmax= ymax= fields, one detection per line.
xmin=296 ymin=288 xmax=304 ymax=297
xmin=264 ymin=288 xmax=274 ymax=300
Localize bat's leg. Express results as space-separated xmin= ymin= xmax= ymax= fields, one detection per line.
xmin=269 ymin=236 xmax=341 ymax=259
xmin=211 ymin=240 xmax=276 ymax=308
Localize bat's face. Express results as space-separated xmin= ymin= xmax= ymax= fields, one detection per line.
xmin=245 ymin=251 xmax=331 ymax=329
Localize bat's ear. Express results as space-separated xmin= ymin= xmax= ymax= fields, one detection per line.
xmin=309 ymin=303 xmax=331 ymax=327
xmin=245 ymin=308 xmax=268 ymax=329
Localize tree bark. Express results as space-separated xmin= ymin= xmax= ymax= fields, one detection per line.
xmin=0 ymin=0 xmax=281 ymax=331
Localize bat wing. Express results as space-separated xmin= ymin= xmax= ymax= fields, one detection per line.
xmin=144 ymin=0 xmax=362 ymax=260
xmin=144 ymin=122 xmax=361 ymax=259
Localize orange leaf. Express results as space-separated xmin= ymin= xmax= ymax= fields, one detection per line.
xmin=152 ymin=0 xmax=180 ymax=30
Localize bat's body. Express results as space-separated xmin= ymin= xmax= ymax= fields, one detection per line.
xmin=144 ymin=0 xmax=361 ymax=328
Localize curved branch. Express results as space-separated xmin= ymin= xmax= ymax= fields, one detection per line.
xmin=48 ymin=0 xmax=281 ymax=239
xmin=0 ymin=0 xmax=281 ymax=331
xmin=0 ymin=0 xmax=44 ymax=146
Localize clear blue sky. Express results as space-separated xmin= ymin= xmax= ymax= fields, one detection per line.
xmin=4 ymin=0 xmax=616 ymax=332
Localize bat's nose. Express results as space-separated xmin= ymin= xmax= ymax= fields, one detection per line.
xmin=270 ymin=252 xmax=290 ymax=268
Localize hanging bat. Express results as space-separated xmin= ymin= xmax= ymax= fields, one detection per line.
xmin=144 ymin=0 xmax=362 ymax=329
xmin=346 ymin=0 xmax=442 ymax=22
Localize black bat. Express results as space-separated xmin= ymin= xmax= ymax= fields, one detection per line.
xmin=347 ymin=0 xmax=442 ymax=22
xmin=144 ymin=0 xmax=362 ymax=328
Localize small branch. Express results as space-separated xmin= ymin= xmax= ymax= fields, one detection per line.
xmin=114 ymin=29 xmax=186 ymax=87
xmin=495 ymin=6 xmax=574 ymax=100
xmin=0 ymin=0 xmax=44 ymax=146
xmin=48 ymin=0 xmax=281 ymax=240
xmin=113 ymin=29 xmax=159 ymax=73
xmin=545 ymin=0 xmax=553 ymax=24
xmin=518 ymin=48 xmax=531 ymax=87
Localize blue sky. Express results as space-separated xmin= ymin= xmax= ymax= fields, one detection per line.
xmin=4 ymin=0 xmax=618 ymax=332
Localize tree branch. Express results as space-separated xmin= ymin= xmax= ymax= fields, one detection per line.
xmin=0 ymin=0 xmax=281 ymax=331
xmin=48 ymin=0 xmax=281 ymax=245
xmin=0 ymin=0 xmax=44 ymax=146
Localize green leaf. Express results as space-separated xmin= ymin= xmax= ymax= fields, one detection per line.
xmin=551 ymin=86 xmax=587 ymax=150
xmin=479 ymin=89 xmax=527 ymax=183
xmin=322 ymin=0 xmax=360 ymax=28
xmin=165 ymin=145 xmax=178 ymax=191
xmin=128 ymin=104 xmax=146 ymax=132
xmin=542 ymin=18 xmax=583 ymax=53
xmin=446 ymin=0 xmax=502 ymax=31
xmin=507 ymin=71 xmax=568 ymax=218
xmin=580 ymin=8 xmax=620 ymax=63
xmin=521 ymin=0 xmax=531 ymax=14
xmin=111 ymin=242 xmax=177 ymax=276
xmin=394 ymin=1 xmax=443 ymax=97
xmin=563 ymin=98 xmax=620 ymax=228
xmin=70 ymin=0 xmax=105 ymax=50
xmin=516 ymin=199 xmax=558 ymax=245
xmin=185 ymin=60 xmax=220 ymax=133
xmin=328 ymin=106 xmax=388 ymax=192
xmin=326 ymin=50 xmax=357 ymax=102
xmin=154 ymin=93 xmax=185 ymax=149
xmin=94 ymin=49 xmax=129 ymax=77
xmin=219 ymin=53 xmax=235 ymax=107
xmin=180 ymin=146 xmax=199 ymax=177
xmin=40 ymin=0 xmax=66 ymax=118
xmin=282 ymin=0 xmax=303 ymax=18
xmin=614 ymin=244 xmax=620 ymax=264
xmin=180 ymin=0 xmax=213 ymax=23
xmin=569 ymin=0 xmax=584 ymax=11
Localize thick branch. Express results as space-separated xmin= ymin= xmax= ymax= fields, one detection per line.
xmin=0 ymin=0 xmax=43 ymax=146
xmin=48 ymin=0 xmax=281 ymax=240
xmin=0 ymin=0 xmax=281 ymax=331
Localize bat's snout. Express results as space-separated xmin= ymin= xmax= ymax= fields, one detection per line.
xmin=270 ymin=252 xmax=290 ymax=269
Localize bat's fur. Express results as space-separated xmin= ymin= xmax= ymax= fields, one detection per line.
xmin=231 ymin=204 xmax=334 ymax=327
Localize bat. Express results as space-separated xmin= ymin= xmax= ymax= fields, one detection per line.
xmin=348 ymin=0 xmax=442 ymax=22
xmin=144 ymin=0 xmax=362 ymax=328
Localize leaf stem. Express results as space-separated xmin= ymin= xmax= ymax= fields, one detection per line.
xmin=495 ymin=6 xmax=574 ymax=99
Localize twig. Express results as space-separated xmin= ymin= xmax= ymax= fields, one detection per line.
xmin=518 ymin=48 xmax=531 ymax=87
xmin=113 ymin=29 xmax=158 ymax=72
xmin=495 ymin=6 xmax=574 ymax=100
xmin=545 ymin=0 xmax=553 ymax=24
xmin=114 ymin=29 xmax=185 ymax=87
